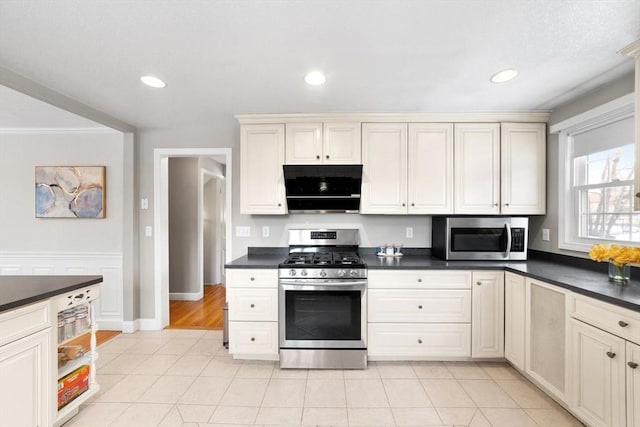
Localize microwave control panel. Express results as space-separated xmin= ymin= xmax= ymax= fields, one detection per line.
xmin=511 ymin=228 xmax=526 ymax=252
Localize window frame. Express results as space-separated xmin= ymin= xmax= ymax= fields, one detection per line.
xmin=554 ymin=93 xmax=636 ymax=252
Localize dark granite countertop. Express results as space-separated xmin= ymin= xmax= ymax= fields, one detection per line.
xmin=0 ymin=276 xmax=103 ymax=313
xmin=226 ymin=247 xmax=640 ymax=312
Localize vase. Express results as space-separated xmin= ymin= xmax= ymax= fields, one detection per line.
xmin=608 ymin=262 xmax=631 ymax=285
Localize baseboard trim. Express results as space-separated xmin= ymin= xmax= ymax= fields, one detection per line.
xmin=169 ymin=291 xmax=203 ymax=301
xmin=97 ymin=320 xmax=124 ymax=332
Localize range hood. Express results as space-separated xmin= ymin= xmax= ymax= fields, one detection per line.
xmin=283 ymin=164 xmax=363 ymax=213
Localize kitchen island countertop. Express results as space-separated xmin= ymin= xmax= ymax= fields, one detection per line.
xmin=226 ymin=249 xmax=640 ymax=312
xmin=0 ymin=275 xmax=103 ymax=313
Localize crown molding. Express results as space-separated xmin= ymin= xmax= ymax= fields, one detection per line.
xmin=0 ymin=127 xmax=121 ymax=134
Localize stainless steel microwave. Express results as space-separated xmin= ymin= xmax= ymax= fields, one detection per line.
xmin=432 ymin=217 xmax=528 ymax=261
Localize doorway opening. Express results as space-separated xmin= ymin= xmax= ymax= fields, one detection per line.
xmin=153 ymin=148 xmax=232 ymax=330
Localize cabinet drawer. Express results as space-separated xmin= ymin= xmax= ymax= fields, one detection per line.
xmin=0 ymin=301 xmax=51 ymax=347
xmin=228 ymin=288 xmax=278 ymax=321
xmin=368 ymin=270 xmax=471 ymax=289
xmin=571 ymin=295 xmax=640 ymax=344
xmin=368 ymin=323 xmax=471 ymax=358
xmin=229 ymin=321 xmax=278 ymax=356
xmin=226 ymin=269 xmax=278 ymax=288
xmin=368 ymin=289 xmax=471 ymax=323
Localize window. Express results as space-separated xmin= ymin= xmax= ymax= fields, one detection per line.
xmin=555 ymin=94 xmax=637 ymax=251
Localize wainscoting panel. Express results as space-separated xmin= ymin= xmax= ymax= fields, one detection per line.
xmin=0 ymin=253 xmax=124 ymax=331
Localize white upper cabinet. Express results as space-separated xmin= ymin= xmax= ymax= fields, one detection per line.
xmin=240 ymin=124 xmax=287 ymax=214
xmin=408 ymin=123 xmax=454 ymax=214
xmin=501 ymin=122 xmax=546 ymax=214
xmin=361 ymin=123 xmax=408 ymax=214
xmin=285 ymin=122 xmax=361 ymax=164
xmin=454 ymin=123 xmax=501 ymax=214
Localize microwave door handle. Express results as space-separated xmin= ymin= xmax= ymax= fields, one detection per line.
xmin=504 ymin=223 xmax=512 ymax=258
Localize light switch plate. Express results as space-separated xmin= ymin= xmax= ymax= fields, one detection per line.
xmin=145 ymin=226 xmax=152 ymax=237
xmin=542 ymin=228 xmax=550 ymax=241
xmin=262 ymin=226 xmax=270 ymax=237
xmin=406 ymin=227 xmax=413 ymax=238
xmin=140 ymin=198 xmax=149 ymax=210
xmin=236 ymin=226 xmax=251 ymax=237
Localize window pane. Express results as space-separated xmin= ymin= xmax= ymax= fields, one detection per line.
xmin=580 ymin=213 xmax=640 ymax=241
xmin=575 ymin=144 xmax=634 ymax=185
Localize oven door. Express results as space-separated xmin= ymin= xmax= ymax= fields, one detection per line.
xmin=279 ymin=279 xmax=367 ymax=349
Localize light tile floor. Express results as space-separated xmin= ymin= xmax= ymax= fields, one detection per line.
xmin=64 ymin=329 xmax=585 ymax=427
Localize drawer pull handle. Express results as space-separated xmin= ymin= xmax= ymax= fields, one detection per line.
xmin=417 ymin=278 xmax=422 ymax=283
xmin=619 ymin=320 xmax=629 ymax=327
xmin=629 ymin=362 xmax=639 ymax=369
xmin=418 ymin=305 xmax=423 ymax=309
xmin=250 ymin=277 xmax=255 ymax=281
xmin=250 ymin=304 xmax=255 ymax=308
xmin=418 ymin=339 xmax=423 ymax=344
xmin=476 ymin=281 xmax=482 ymax=286
xmin=250 ymin=337 xmax=255 ymax=342
xmin=606 ymin=351 xmax=616 ymax=359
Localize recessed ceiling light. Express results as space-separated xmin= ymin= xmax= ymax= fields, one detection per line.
xmin=304 ymin=71 xmax=326 ymax=86
xmin=140 ymin=75 xmax=167 ymax=88
xmin=490 ymin=68 xmax=518 ymax=83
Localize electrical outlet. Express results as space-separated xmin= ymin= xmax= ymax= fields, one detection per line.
xmin=406 ymin=227 xmax=413 ymax=238
xmin=262 ymin=226 xmax=270 ymax=237
xmin=542 ymin=228 xmax=550 ymax=241
xmin=140 ymin=198 xmax=149 ymax=210
xmin=145 ymin=226 xmax=152 ymax=237
xmin=236 ymin=226 xmax=251 ymax=237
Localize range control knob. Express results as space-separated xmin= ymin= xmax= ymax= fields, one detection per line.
xmin=300 ymin=270 xmax=308 ymax=277
xmin=320 ymin=270 xmax=327 ymax=278
xmin=337 ymin=269 xmax=347 ymax=277
xmin=289 ymin=269 xmax=296 ymax=277
xmin=349 ymin=269 xmax=359 ymax=278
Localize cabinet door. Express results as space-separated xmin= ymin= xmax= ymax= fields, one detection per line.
xmin=0 ymin=328 xmax=51 ymax=427
xmin=323 ymin=122 xmax=361 ymax=164
xmin=240 ymin=124 xmax=286 ymax=214
xmin=360 ymin=123 xmax=408 ymax=214
xmin=454 ymin=123 xmax=500 ymax=214
xmin=504 ymin=272 xmax=526 ymax=370
xmin=501 ymin=123 xmax=546 ymax=214
xmin=526 ymin=278 xmax=568 ymax=403
xmin=407 ymin=123 xmax=454 ymax=214
xmin=285 ymin=123 xmax=323 ymax=164
xmin=627 ymin=341 xmax=640 ymax=427
xmin=471 ymin=271 xmax=504 ymax=358
xmin=570 ymin=319 xmax=625 ymax=427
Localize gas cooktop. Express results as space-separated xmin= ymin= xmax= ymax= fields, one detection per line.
xmin=280 ymin=251 xmax=365 ymax=268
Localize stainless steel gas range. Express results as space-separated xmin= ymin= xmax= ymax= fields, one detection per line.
xmin=278 ymin=229 xmax=367 ymax=369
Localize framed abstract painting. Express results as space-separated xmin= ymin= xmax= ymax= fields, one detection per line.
xmin=35 ymin=166 xmax=106 ymax=218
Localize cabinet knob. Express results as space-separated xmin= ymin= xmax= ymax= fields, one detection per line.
xmin=250 ymin=337 xmax=255 ymax=342
xmin=417 ymin=278 xmax=422 ymax=283
xmin=250 ymin=303 xmax=255 ymax=308
xmin=629 ymin=362 xmax=639 ymax=369
xmin=250 ymin=277 xmax=255 ymax=281
xmin=418 ymin=305 xmax=423 ymax=309
xmin=402 ymin=203 xmax=406 ymax=207
xmin=505 ymin=203 xmax=510 ymax=207
xmin=636 ymin=192 xmax=640 ymax=198
xmin=326 ymin=155 xmax=329 ymax=159
xmin=476 ymin=281 xmax=482 ymax=286
xmin=316 ymin=155 xmax=320 ymax=159
xmin=619 ymin=320 xmax=629 ymax=327
xmin=278 ymin=203 xmax=282 ymax=207
xmin=411 ymin=203 xmax=415 ymax=207
xmin=494 ymin=203 xmax=499 ymax=207
xmin=606 ymin=351 xmax=616 ymax=359
xmin=418 ymin=339 xmax=423 ymax=344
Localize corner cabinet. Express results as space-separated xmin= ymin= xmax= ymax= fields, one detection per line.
xmin=285 ymin=122 xmax=361 ymax=164
xmin=504 ymin=272 xmax=526 ymax=370
xmin=240 ymin=124 xmax=286 ymax=214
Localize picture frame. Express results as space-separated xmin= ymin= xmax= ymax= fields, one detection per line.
xmin=35 ymin=166 xmax=106 ymax=218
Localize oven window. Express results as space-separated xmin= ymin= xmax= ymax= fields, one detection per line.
xmin=285 ymin=290 xmax=361 ymax=341
xmin=451 ymin=227 xmax=506 ymax=252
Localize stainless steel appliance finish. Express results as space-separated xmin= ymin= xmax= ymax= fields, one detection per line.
xmin=278 ymin=229 xmax=367 ymax=369
xmin=432 ymin=217 xmax=529 ymax=261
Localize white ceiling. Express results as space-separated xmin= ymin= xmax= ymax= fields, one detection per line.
xmin=0 ymin=0 xmax=638 ymax=130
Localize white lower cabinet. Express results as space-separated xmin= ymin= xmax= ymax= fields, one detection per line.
xmin=504 ymin=272 xmax=526 ymax=370
xmin=471 ymin=271 xmax=504 ymax=358
xmin=627 ymin=341 xmax=640 ymax=427
xmin=226 ymin=268 xmax=279 ymax=360
xmin=570 ymin=318 xmax=626 ymax=427
xmin=367 ymin=270 xmax=472 ymax=360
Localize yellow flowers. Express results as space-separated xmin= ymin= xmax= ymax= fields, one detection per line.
xmin=589 ymin=244 xmax=640 ymax=267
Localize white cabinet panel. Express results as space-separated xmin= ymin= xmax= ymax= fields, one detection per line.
xmin=227 ymin=288 xmax=278 ymax=321
xmin=471 ymin=271 xmax=504 ymax=358
xmin=504 ymin=272 xmax=526 ymax=370
xmin=500 ymin=122 xmax=546 ymax=214
xmin=407 ymin=123 xmax=454 ymax=214
xmin=229 ymin=321 xmax=278 ymax=357
xmin=627 ymin=341 xmax=640 ymax=427
xmin=0 ymin=300 xmax=50 ymax=347
xmin=323 ymin=122 xmax=361 ymax=164
xmin=285 ymin=123 xmax=323 ymax=164
xmin=368 ymin=289 xmax=471 ymax=323
xmin=226 ymin=269 xmax=278 ymax=289
xmin=454 ymin=123 xmax=500 ymax=214
xmin=368 ymin=270 xmax=471 ymax=289
xmin=368 ymin=323 xmax=471 ymax=358
xmin=360 ymin=123 xmax=408 ymax=214
xmin=570 ymin=319 xmax=626 ymax=427
xmin=240 ymin=124 xmax=286 ymax=214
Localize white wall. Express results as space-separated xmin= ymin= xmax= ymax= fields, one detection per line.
xmin=0 ymin=130 xmax=124 ymax=253
xmin=528 ymin=71 xmax=635 ymax=257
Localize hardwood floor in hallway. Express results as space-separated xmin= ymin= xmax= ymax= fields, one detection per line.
xmin=168 ymin=284 xmax=226 ymax=329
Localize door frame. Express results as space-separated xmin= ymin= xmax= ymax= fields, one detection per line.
xmin=153 ymin=148 xmax=232 ymax=329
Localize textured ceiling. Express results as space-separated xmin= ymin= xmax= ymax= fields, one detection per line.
xmin=0 ymin=0 xmax=638 ymax=129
